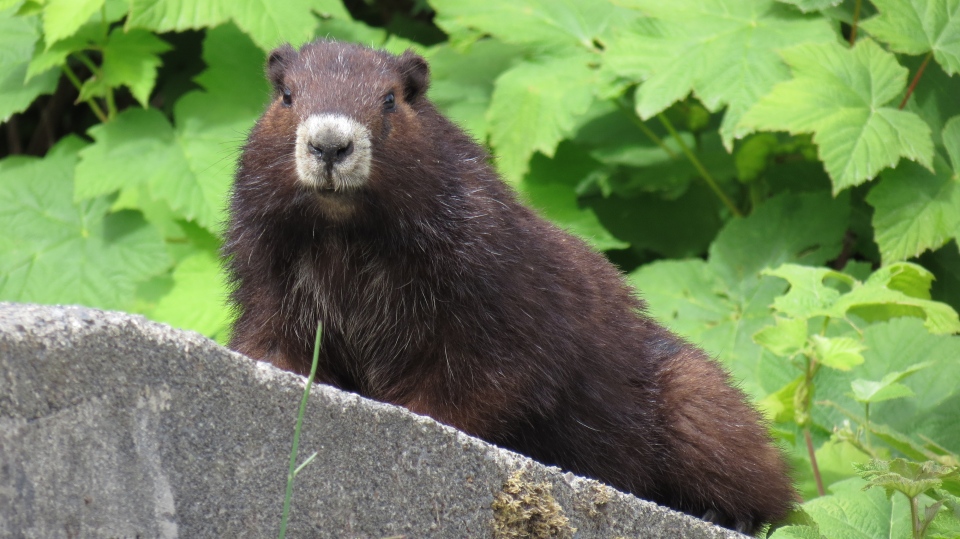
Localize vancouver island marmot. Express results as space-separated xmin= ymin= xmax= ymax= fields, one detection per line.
xmin=224 ymin=39 xmax=796 ymax=533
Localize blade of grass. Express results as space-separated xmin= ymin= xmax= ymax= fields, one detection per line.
xmin=278 ymin=322 xmax=323 ymax=539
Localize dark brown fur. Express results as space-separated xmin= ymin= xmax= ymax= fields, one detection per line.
xmin=224 ymin=40 xmax=796 ymax=533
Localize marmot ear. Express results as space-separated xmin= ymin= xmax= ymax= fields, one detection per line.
xmin=398 ymin=50 xmax=429 ymax=102
xmin=267 ymin=44 xmax=297 ymax=91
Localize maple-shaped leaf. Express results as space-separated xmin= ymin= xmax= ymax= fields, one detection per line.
xmin=26 ymin=23 xmax=101 ymax=82
xmin=0 ymin=138 xmax=170 ymax=310
xmin=630 ymin=192 xmax=849 ymax=398
xmin=861 ymin=0 xmax=960 ymax=76
xmin=764 ymin=262 xmax=960 ymax=334
xmin=740 ymin=38 xmax=934 ymax=193
xmin=426 ymin=40 xmax=519 ymax=142
xmin=76 ymin=24 xmax=266 ymax=233
xmin=151 ymin=250 xmax=232 ymax=343
xmin=127 ymin=0 xmax=348 ymax=51
xmin=609 ymin=0 xmax=835 ymax=149
xmin=487 ymin=55 xmax=596 ymax=182
xmin=868 ymin=160 xmax=960 ymax=264
xmin=867 ymin=117 xmax=960 ymax=264
xmin=78 ymin=28 xmax=171 ymax=107
xmin=0 ymin=8 xmax=58 ymax=122
xmin=42 ymin=0 xmax=104 ymax=46
xmin=430 ymin=0 xmax=624 ymax=50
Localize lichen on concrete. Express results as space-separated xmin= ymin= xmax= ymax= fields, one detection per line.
xmin=493 ymin=469 xmax=575 ymax=539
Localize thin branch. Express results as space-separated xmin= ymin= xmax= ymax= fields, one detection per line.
xmin=848 ymin=0 xmax=862 ymax=46
xmin=73 ymin=52 xmax=101 ymax=77
xmin=616 ymin=99 xmax=678 ymax=159
xmin=899 ymin=52 xmax=933 ymax=110
xmin=62 ymin=63 xmax=108 ymax=123
xmin=657 ymin=113 xmax=743 ymax=217
xmin=805 ymin=427 xmax=826 ymax=496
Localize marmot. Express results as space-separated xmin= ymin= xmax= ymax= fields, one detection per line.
xmin=224 ymin=39 xmax=795 ymax=534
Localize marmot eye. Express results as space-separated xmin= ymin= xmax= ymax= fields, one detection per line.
xmin=282 ymin=88 xmax=293 ymax=107
xmin=383 ymin=92 xmax=396 ymax=111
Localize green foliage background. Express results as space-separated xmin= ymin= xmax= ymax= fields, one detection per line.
xmin=1 ymin=0 xmax=959 ymax=536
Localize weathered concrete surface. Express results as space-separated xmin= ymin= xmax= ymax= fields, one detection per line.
xmin=0 ymin=303 xmax=743 ymax=538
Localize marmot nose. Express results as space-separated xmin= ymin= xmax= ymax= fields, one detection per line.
xmin=309 ymin=140 xmax=354 ymax=165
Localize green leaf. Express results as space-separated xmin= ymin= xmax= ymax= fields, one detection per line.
xmin=126 ymin=0 xmax=348 ymax=51
xmin=765 ymin=262 xmax=960 ymax=334
xmin=487 ymin=55 xmax=596 ymax=182
xmin=946 ymin=116 xmax=960 ymax=171
xmin=0 ymin=8 xmax=58 ymax=121
xmin=75 ymin=107 xmax=192 ymax=199
xmin=587 ymin=182 xmax=723 ymax=258
xmin=904 ymin=51 xmax=960 ymax=147
xmin=612 ymin=0 xmax=835 ymax=149
xmin=811 ymin=335 xmax=866 ymax=371
xmin=0 ymin=138 xmax=170 ymax=310
xmin=594 ymin=130 xmax=736 ymax=200
xmin=75 ymin=25 xmax=265 ymax=233
xmin=810 ymin=438 xmax=872 ymax=495
xmin=78 ymin=28 xmax=171 ymax=107
xmin=760 ymin=375 xmax=805 ymax=424
xmin=861 ymin=319 xmax=960 ymax=429
xmin=42 ymin=0 xmax=103 ymax=46
xmin=754 ymin=317 xmax=808 ymax=356
xmin=151 ymin=250 xmax=231 ymax=342
xmin=867 ymin=156 xmax=960 ymax=265
xmin=165 ymin=24 xmax=266 ymax=233
xmin=710 ymin=191 xmax=850 ymax=289
xmin=850 ymin=380 xmax=915 ymax=403
xmin=520 ymin=146 xmax=627 ymax=251
xmin=740 ymin=39 xmax=935 ymax=192
xmin=860 ymin=0 xmax=960 ymax=76
xmin=850 ymin=362 xmax=932 ymax=403
xmin=630 ymin=192 xmax=849 ymax=398
xmin=127 ymin=0 xmax=226 ymax=35
xmin=426 ymin=40 xmax=520 ymax=140
xmin=735 ymin=133 xmax=779 ymax=183
xmin=857 ymin=458 xmax=957 ymax=498
xmin=26 ymin=23 xmax=99 ymax=81
xmin=430 ymin=0 xmax=622 ymax=49
xmin=777 ymin=0 xmax=843 ymax=12
xmin=767 ymin=524 xmax=823 ymax=539
xmin=839 ymin=263 xmax=960 ymax=334
xmin=801 ymin=478 xmax=913 ymax=538
xmin=762 ymin=265 xmax=852 ymax=319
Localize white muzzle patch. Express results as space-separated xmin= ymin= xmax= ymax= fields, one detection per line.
xmin=295 ymin=114 xmax=372 ymax=190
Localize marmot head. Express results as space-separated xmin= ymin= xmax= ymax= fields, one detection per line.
xmin=258 ymin=40 xmax=430 ymax=220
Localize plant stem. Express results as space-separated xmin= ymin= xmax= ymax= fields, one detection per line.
xmin=802 ymin=350 xmax=824 ymax=496
xmin=61 ymin=63 xmax=108 ymax=123
xmin=864 ymin=402 xmax=872 ymax=452
xmin=848 ymin=0 xmax=862 ymax=46
xmin=72 ymin=52 xmax=117 ymax=120
xmin=805 ymin=427 xmax=826 ymax=496
xmin=899 ymin=53 xmax=932 ymax=110
xmin=656 ymin=113 xmax=743 ymax=217
xmin=278 ymin=323 xmax=323 ymax=539
xmin=616 ymin=99 xmax=678 ymax=159
xmin=100 ymin=3 xmax=109 ymax=39
xmin=105 ymin=90 xmax=117 ymax=120
xmin=73 ymin=52 xmax=101 ymax=78
xmin=910 ymin=495 xmax=920 ymax=539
